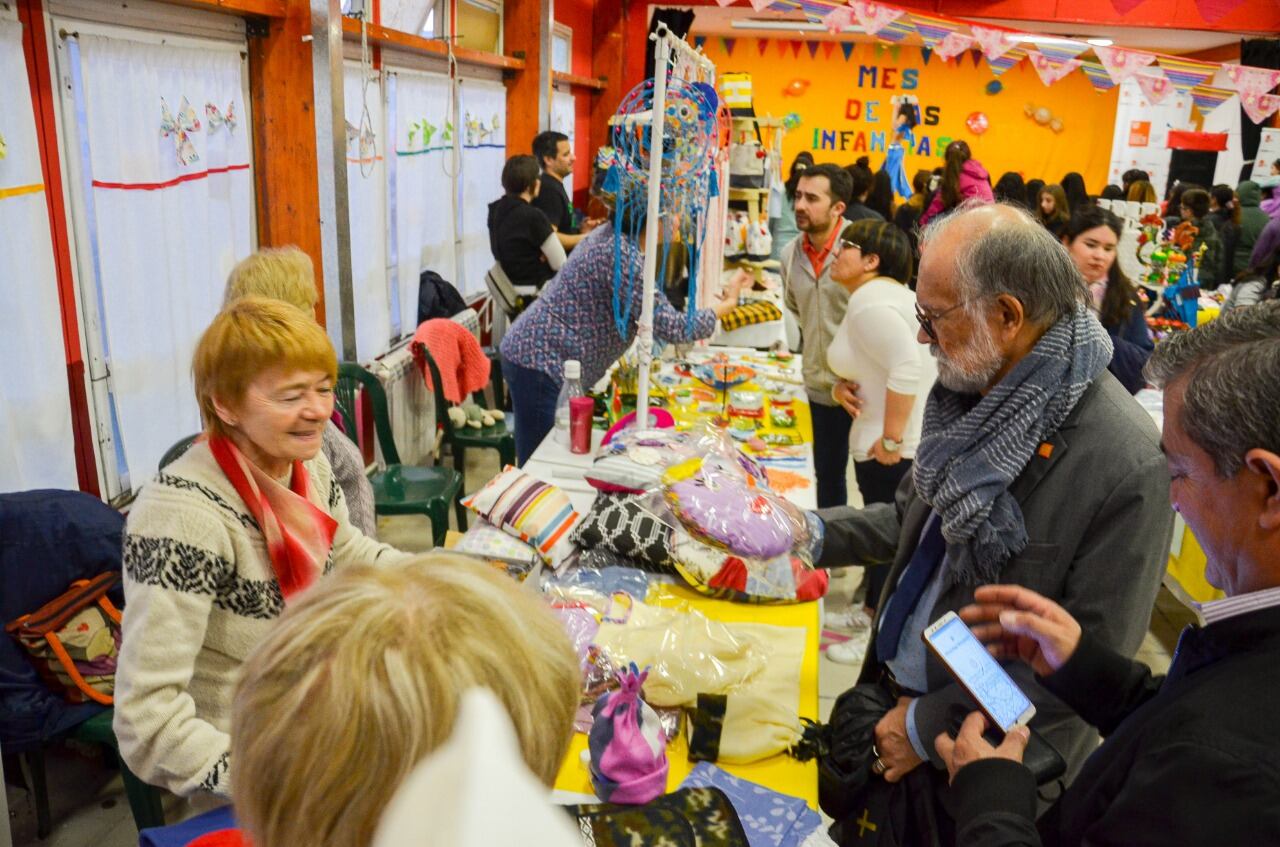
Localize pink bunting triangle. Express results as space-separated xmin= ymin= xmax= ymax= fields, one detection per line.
xmin=1193 ymin=0 xmax=1246 ymax=23
xmin=1240 ymin=91 xmax=1280 ymax=125
xmin=822 ymin=6 xmax=855 ymax=34
xmin=932 ymin=32 xmax=975 ymax=61
xmin=1135 ymin=71 xmax=1174 ymax=105
xmin=1222 ymin=64 xmax=1280 ymax=96
xmin=969 ymin=25 xmax=1018 ymax=61
xmin=1091 ymin=45 xmax=1156 ymax=85
xmin=1027 ymin=51 xmax=1083 ymax=86
xmin=747 ymin=0 xmax=772 ymax=12
xmin=849 ymin=1 xmax=904 ymax=37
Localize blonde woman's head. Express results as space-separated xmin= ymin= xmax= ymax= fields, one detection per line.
xmin=224 ymin=246 xmax=318 ymax=313
xmin=229 ymin=554 xmax=580 ymax=847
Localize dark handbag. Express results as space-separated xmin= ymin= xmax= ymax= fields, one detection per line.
xmin=416 ymin=269 xmax=467 ymax=325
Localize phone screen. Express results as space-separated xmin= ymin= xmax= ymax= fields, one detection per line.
xmin=927 ymin=615 xmax=1034 ymax=731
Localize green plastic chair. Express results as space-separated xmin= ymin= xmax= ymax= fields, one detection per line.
xmin=333 ymin=362 xmax=465 ymax=547
xmin=412 ymin=342 xmax=516 ymax=473
xmin=72 ymin=709 xmax=167 ymax=831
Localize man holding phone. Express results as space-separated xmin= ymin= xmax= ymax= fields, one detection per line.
xmin=939 ymin=302 xmax=1280 ymax=845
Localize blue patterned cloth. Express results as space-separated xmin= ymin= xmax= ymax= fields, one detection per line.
xmin=679 ymin=762 xmax=827 ymax=847
xmin=499 ymin=226 xmax=719 ymax=389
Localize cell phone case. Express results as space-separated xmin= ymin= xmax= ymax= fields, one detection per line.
xmin=945 ymin=704 xmax=1066 ymax=787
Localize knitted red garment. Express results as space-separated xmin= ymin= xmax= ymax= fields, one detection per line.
xmin=412 ymin=318 xmax=491 ymax=405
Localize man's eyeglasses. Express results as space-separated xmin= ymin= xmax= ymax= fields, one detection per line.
xmin=914 ymin=300 xmax=969 ymax=342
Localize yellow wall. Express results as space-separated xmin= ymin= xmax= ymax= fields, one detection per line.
xmin=701 ymin=38 xmax=1120 ymax=193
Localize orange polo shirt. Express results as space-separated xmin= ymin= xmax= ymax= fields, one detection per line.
xmin=801 ymin=223 xmax=842 ymax=278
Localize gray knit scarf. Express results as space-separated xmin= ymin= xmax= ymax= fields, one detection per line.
xmin=912 ymin=305 xmax=1113 ymax=585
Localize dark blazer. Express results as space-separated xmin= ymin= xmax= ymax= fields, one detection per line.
xmin=950 ymin=605 xmax=1280 ymax=846
xmin=816 ymin=372 xmax=1174 ymax=785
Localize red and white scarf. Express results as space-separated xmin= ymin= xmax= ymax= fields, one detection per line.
xmin=209 ymin=436 xmax=337 ymax=600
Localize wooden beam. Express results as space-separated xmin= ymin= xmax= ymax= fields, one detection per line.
xmin=552 ymin=69 xmax=606 ymax=91
xmin=152 ymin=0 xmax=288 ymax=17
xmin=17 ymin=0 xmax=99 ymax=495
xmin=504 ymin=0 xmax=550 ymax=158
xmin=341 ymin=17 xmax=525 ymax=70
xmin=248 ymin=1 xmax=327 ymax=323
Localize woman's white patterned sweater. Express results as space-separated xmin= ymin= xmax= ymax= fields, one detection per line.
xmin=112 ymin=441 xmax=411 ymax=798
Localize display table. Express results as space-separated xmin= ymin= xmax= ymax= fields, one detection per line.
xmin=520 ymin=346 xmax=822 ymax=807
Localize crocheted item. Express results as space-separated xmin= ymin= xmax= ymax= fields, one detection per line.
xmin=412 ymin=318 xmax=491 ymax=405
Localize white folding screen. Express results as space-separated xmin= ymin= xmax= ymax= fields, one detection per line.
xmin=457 ymin=77 xmax=506 ymax=297
xmin=390 ymin=67 xmax=457 ymax=332
xmin=0 ymin=20 xmax=80 ymax=492
xmin=70 ymin=32 xmax=253 ymax=484
xmin=344 ymin=60 xmax=393 ymax=361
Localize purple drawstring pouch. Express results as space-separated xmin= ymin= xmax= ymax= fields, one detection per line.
xmin=588 ymin=663 xmax=669 ymax=805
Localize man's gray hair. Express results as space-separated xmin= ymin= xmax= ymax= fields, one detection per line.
xmin=1145 ymin=301 xmax=1280 ymax=477
xmin=919 ymin=201 xmax=1086 ymax=326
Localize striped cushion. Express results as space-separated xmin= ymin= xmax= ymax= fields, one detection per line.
xmin=462 ymin=466 xmax=579 ymax=567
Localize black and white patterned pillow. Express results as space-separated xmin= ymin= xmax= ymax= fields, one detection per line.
xmin=570 ymin=493 xmax=675 ymax=574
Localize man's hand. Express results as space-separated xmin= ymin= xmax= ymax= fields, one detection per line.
xmin=873 ymin=697 xmax=923 ymax=783
xmin=581 ymin=217 xmax=604 ymax=234
xmin=958 ymin=585 xmax=1083 ymax=678
xmin=832 ymin=379 xmax=863 ymax=419
xmin=869 ymin=439 xmax=902 ymax=466
xmin=934 ymin=712 xmax=1030 ymax=784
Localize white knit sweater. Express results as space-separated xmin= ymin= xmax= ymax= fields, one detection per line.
xmin=113 ymin=442 xmax=411 ymax=799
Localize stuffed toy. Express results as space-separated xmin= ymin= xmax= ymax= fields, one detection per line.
xmin=446 ymin=400 xmax=505 ymax=430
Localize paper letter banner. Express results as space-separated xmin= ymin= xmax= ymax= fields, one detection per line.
xmin=822 ymin=6 xmax=855 ymax=34
xmin=970 ymin=25 xmax=1018 ymax=61
xmin=1156 ymin=56 xmax=1218 ymax=96
xmin=850 ymin=1 xmax=905 ymax=37
xmin=1222 ymin=64 xmax=1280 ymax=97
xmin=1135 ymin=71 xmax=1174 ymax=106
xmin=1190 ymin=85 xmax=1234 ymax=116
xmin=1028 ymin=51 xmax=1083 ymax=87
xmin=1240 ymin=92 xmax=1280 ymax=125
xmin=1081 ymin=62 xmax=1118 ymax=93
xmin=1092 ymin=45 xmax=1156 ymax=85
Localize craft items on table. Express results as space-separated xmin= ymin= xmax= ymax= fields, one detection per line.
xmin=565 ymin=787 xmax=751 ymax=847
xmin=680 ymin=763 xmax=835 ymax=847
xmin=570 ymin=492 xmax=679 ymax=575
xmin=589 ymin=664 xmax=670 ymax=805
xmin=449 ymin=518 xmax=539 ymax=579
xmin=460 ymin=466 xmax=579 ymax=568
xmin=1134 ymin=215 xmax=1208 ymax=330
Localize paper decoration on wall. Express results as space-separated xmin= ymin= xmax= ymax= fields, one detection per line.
xmin=805 ymin=41 xmax=820 ymax=58
xmin=441 ymin=121 xmax=454 ymax=143
xmin=1222 ymin=64 xmax=1280 ymax=97
xmin=0 ymin=131 xmax=6 ymax=161
xmin=1092 ymin=46 xmax=1156 ymax=85
xmin=1027 ymin=51 xmax=1083 ymax=87
xmin=1024 ymin=103 xmax=1065 ymax=133
xmin=1240 ymin=91 xmax=1280 ymax=125
xmin=909 ymin=13 xmax=972 ymax=61
xmin=1156 ymin=57 xmax=1217 ymax=96
xmin=985 ymin=80 xmax=1003 ymax=95
xmin=408 ymin=118 xmax=438 ymax=148
xmin=159 ymin=96 xmax=201 ymax=167
xmin=873 ymin=17 xmax=916 ymax=44
xmin=1135 ymin=72 xmax=1174 ymax=106
xmin=346 ymin=119 xmax=377 ymax=160
xmin=970 ymin=25 xmax=1018 ymax=61
xmin=840 ymin=42 xmax=855 ymax=62
xmin=1033 ymin=42 xmax=1089 ymax=64
xmin=782 ymin=112 xmax=802 ymax=130
xmin=782 ymin=78 xmax=810 ymax=97
xmin=1190 ymin=84 xmax=1235 ymax=117
xmin=849 ymin=1 xmax=905 ymax=37
xmin=822 ymin=6 xmax=854 ymax=33
xmin=205 ymin=101 xmax=237 ymax=135
xmin=1081 ymin=62 xmax=1118 ymax=93
xmin=984 ymin=47 xmax=1026 ymax=77
xmin=965 ymin=111 xmax=989 ymax=135
xmin=747 ymin=0 xmax=772 ymax=11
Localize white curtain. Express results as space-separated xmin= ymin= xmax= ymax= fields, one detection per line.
xmin=458 ymin=77 xmax=506 ymax=297
xmin=391 ymin=67 xmax=457 ymax=333
xmin=550 ymin=85 xmax=576 ymax=191
xmin=344 ymin=60 xmax=392 ymax=361
xmin=75 ymin=34 xmax=253 ymax=480
xmin=0 ymin=21 xmax=79 ymax=491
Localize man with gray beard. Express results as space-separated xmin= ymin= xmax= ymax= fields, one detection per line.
xmin=815 ymin=204 xmax=1174 ymax=844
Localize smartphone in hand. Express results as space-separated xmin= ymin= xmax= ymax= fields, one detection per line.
xmin=923 ymin=611 xmax=1035 ymax=733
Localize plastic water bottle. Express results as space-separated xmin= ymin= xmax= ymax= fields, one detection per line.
xmin=554 ymin=359 xmax=583 ymax=446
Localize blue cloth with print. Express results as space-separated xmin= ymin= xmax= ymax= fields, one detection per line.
xmin=680 ymin=762 xmax=825 ymax=847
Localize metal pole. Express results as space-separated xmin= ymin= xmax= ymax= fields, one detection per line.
xmin=311 ymin=0 xmax=357 ymax=361
xmin=635 ymin=25 xmax=671 ymax=426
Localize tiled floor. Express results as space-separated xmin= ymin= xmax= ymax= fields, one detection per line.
xmin=6 ymin=454 xmax=1195 ymax=846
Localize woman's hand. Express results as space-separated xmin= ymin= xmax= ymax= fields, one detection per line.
xmin=869 ymin=438 xmax=902 ymax=466
xmin=711 ymin=271 xmax=748 ymax=320
xmin=832 ymin=379 xmax=862 ymax=418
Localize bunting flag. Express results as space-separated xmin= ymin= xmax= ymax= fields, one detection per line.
xmin=849 ymin=1 xmax=905 ymax=37
xmin=789 ymin=40 xmax=803 ymax=58
xmin=722 ymin=37 xmax=737 ymax=55
xmin=694 ymin=36 xmax=707 ymax=50
xmin=1093 ymin=45 xmax=1156 ymax=85
xmin=841 ymin=42 xmax=855 ymax=62
xmin=1027 ymin=50 xmax=1082 ymax=86
xmin=713 ymin=0 xmax=736 ymax=6
xmin=822 ymin=42 xmax=836 ymax=60
xmin=1222 ymin=64 xmax=1280 ymax=96
xmin=747 ymin=0 xmax=774 ymax=12
xmin=1240 ymin=91 xmax=1280 ymax=125
xmin=1190 ymin=84 xmax=1235 ymax=116
xmin=1081 ymin=62 xmax=1118 ymax=92
xmin=777 ymin=39 xmax=789 ymax=58
xmin=796 ymin=0 xmax=833 ymax=23
xmin=920 ymin=46 xmax=932 ymax=66
xmin=970 ymin=24 xmax=1019 ymax=61
xmin=1193 ymin=0 xmax=1247 ymax=23
xmin=822 ymin=5 xmax=855 ymax=34
xmin=933 ymin=32 xmax=975 ymax=61
xmin=969 ymin=48 xmax=983 ymax=69
xmin=889 ymin=44 xmax=901 ymax=61
xmin=1135 ymin=71 xmax=1174 ymax=106
xmin=757 ymin=39 xmax=769 ymax=56
xmin=875 ymin=17 xmax=916 ymax=44
xmin=1157 ymin=56 xmax=1218 ymax=96
xmin=1033 ymin=41 xmax=1089 ymax=64
xmin=806 ymin=40 xmax=820 ymax=58
xmin=909 ymin=12 xmax=960 ymax=47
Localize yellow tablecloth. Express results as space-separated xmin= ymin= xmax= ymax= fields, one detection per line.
xmin=1165 ymin=516 xmax=1224 ymax=605
xmin=553 ymin=582 xmax=821 ymax=808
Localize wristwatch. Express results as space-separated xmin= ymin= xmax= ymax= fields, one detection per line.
xmin=881 ymin=437 xmax=903 ymax=453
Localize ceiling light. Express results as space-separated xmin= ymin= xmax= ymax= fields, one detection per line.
xmin=1014 ymin=35 xmax=1089 ymax=47
xmin=1087 ymin=38 xmax=1114 ymax=47
xmin=728 ymin=19 xmax=863 ymax=33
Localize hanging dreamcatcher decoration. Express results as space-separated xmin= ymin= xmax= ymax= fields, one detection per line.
xmin=605 ymin=73 xmax=722 ymax=340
